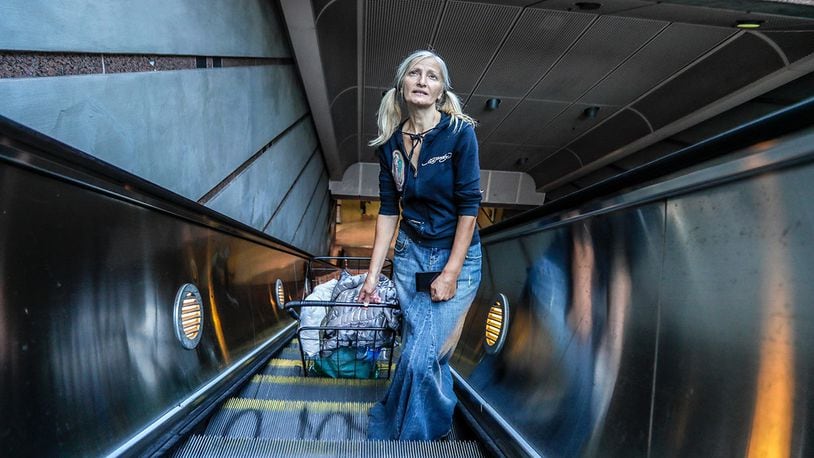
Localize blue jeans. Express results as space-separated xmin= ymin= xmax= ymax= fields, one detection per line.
xmin=367 ymin=230 xmax=482 ymax=440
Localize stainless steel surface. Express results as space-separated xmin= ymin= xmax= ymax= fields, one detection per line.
xmin=0 ymin=156 xmax=307 ymax=455
xmin=108 ymin=322 xmax=296 ymax=457
xmin=451 ymin=368 xmax=542 ymax=458
xmin=453 ymin=128 xmax=814 ymax=456
xmin=456 ymin=204 xmax=664 ymax=457
xmin=651 ymin=158 xmax=814 ymax=457
xmin=487 ymin=127 xmax=814 ymax=245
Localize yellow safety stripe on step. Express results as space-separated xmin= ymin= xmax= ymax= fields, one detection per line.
xmin=223 ymin=398 xmax=374 ymax=413
xmin=265 ymin=359 xmax=396 ymax=370
xmin=250 ymin=375 xmax=387 ymax=387
xmin=266 ymin=359 xmax=302 ymax=368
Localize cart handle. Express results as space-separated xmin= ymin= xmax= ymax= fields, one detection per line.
xmin=285 ymin=300 xmax=399 ymax=310
xmin=298 ymin=325 xmax=398 ymax=332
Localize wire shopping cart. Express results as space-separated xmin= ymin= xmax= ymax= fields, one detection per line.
xmin=285 ymin=257 xmax=399 ymax=379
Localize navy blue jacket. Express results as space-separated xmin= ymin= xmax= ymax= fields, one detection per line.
xmin=378 ymin=113 xmax=481 ymax=248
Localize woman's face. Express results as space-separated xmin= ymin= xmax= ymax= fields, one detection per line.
xmin=401 ymin=57 xmax=444 ymax=109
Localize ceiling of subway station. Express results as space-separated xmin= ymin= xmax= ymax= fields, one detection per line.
xmin=290 ymin=0 xmax=814 ymax=200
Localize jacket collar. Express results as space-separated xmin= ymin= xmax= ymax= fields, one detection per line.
xmin=393 ymin=112 xmax=450 ymax=147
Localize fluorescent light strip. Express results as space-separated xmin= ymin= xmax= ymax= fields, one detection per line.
xmin=761 ymin=0 xmax=814 ymax=6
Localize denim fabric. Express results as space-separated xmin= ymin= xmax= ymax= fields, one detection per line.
xmin=367 ymin=230 xmax=482 ymax=440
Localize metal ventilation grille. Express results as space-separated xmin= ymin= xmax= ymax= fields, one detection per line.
xmin=275 ymin=278 xmax=286 ymax=309
xmin=485 ymin=307 xmax=502 ymax=346
xmin=432 ymin=1 xmax=520 ymax=94
xmin=174 ymin=284 xmax=204 ymax=350
xmin=484 ymin=293 xmax=509 ymax=354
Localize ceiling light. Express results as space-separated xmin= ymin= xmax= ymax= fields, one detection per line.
xmin=485 ymin=98 xmax=501 ymax=111
xmin=762 ymin=0 xmax=814 ymax=5
xmin=575 ymin=2 xmax=602 ymax=10
xmin=583 ymin=106 xmax=600 ymax=119
xmin=735 ymin=19 xmax=764 ymax=29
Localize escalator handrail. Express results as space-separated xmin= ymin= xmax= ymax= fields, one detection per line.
xmin=482 ymin=95 xmax=814 ymax=237
xmin=0 ymin=113 xmax=312 ymax=258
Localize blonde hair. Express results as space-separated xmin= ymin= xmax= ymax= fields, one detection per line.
xmin=369 ymin=50 xmax=476 ymax=147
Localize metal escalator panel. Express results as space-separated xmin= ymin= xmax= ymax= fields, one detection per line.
xmin=451 ymin=127 xmax=814 ymax=456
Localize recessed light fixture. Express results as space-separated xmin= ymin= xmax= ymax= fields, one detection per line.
xmin=582 ymin=106 xmax=600 ymax=119
xmin=575 ymin=2 xmax=602 ymax=10
xmin=735 ymin=19 xmax=764 ymax=29
xmin=485 ymin=98 xmax=501 ymax=111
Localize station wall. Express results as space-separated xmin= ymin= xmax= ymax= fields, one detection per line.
xmin=0 ymin=0 xmax=331 ymax=255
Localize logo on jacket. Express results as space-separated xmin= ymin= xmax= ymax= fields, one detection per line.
xmin=421 ymin=152 xmax=452 ymax=167
xmin=392 ymin=150 xmax=405 ymax=192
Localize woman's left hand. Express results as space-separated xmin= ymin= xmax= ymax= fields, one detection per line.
xmin=430 ymin=271 xmax=458 ymax=302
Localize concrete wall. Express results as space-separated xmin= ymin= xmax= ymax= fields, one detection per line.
xmin=0 ymin=0 xmax=331 ymax=255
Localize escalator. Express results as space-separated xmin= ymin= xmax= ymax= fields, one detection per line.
xmin=2 ymin=97 xmax=814 ymax=456
xmin=173 ymin=337 xmax=487 ymax=457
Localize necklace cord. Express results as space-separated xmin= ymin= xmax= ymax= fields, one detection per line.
xmin=404 ymin=126 xmax=434 ymax=163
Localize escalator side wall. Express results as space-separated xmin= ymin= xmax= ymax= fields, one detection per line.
xmin=454 ymin=129 xmax=814 ymax=456
xmin=0 ymin=158 xmax=306 ymax=455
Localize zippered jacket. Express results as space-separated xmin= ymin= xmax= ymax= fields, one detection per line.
xmin=377 ymin=113 xmax=481 ymax=248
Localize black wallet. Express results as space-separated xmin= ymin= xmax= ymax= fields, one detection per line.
xmin=415 ymin=271 xmax=442 ymax=292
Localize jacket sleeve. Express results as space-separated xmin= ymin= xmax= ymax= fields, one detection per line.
xmin=453 ymin=124 xmax=482 ymax=216
xmin=378 ymin=147 xmax=400 ymax=216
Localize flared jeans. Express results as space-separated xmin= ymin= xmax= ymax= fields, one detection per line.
xmin=367 ymin=230 xmax=482 ymax=440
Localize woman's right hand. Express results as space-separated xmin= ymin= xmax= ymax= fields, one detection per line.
xmin=357 ymin=274 xmax=378 ymax=305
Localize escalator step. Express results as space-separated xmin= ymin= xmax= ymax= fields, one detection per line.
xmin=262 ymin=359 xmax=304 ymax=377
xmin=275 ymin=347 xmax=302 ymax=360
xmin=205 ymin=399 xmax=373 ymax=440
xmin=239 ymin=375 xmax=388 ymax=403
xmin=175 ymin=435 xmax=486 ymax=457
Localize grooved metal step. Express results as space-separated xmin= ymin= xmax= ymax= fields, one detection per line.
xmin=239 ymin=375 xmax=389 ymax=403
xmin=204 ymin=398 xmax=463 ymax=442
xmin=175 ymin=436 xmax=486 ymax=457
xmin=262 ymin=359 xmax=304 ymax=377
xmin=174 ymin=337 xmax=482 ymax=456
xmin=275 ymin=347 xmax=302 ymax=360
xmin=205 ymin=399 xmax=373 ymax=440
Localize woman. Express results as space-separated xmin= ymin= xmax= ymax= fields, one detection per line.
xmin=357 ymin=49 xmax=482 ymax=441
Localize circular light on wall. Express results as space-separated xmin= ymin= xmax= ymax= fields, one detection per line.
xmin=484 ymin=293 xmax=510 ymax=355
xmin=275 ymin=278 xmax=286 ymax=309
xmin=174 ymin=283 xmax=204 ymax=350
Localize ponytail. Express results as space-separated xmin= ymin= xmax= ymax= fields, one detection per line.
xmin=438 ymin=90 xmax=476 ymax=133
xmin=368 ymin=87 xmax=402 ymax=147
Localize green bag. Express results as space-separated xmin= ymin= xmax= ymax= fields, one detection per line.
xmin=312 ymin=347 xmax=379 ymax=379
